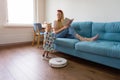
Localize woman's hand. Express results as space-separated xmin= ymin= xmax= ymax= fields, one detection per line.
xmin=63 ymin=25 xmax=69 ymax=29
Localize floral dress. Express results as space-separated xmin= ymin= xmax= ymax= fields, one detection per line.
xmin=43 ymin=32 xmax=55 ymax=51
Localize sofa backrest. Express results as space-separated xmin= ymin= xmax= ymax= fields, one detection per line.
xmin=71 ymin=22 xmax=92 ymax=38
xmin=92 ymin=22 xmax=120 ymax=42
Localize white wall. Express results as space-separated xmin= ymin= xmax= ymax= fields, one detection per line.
xmin=0 ymin=0 xmax=7 ymax=26
xmin=0 ymin=27 xmax=33 ymax=45
xmin=34 ymin=0 xmax=45 ymax=23
xmin=45 ymin=0 xmax=120 ymax=23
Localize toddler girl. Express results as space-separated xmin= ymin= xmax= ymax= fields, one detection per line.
xmin=42 ymin=23 xmax=55 ymax=58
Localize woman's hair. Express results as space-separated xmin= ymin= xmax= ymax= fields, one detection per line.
xmin=57 ymin=10 xmax=64 ymax=21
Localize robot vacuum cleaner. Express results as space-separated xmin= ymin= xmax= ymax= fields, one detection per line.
xmin=49 ymin=57 xmax=67 ymax=68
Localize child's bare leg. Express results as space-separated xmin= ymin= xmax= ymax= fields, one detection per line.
xmin=46 ymin=51 xmax=53 ymax=58
xmin=42 ymin=51 xmax=47 ymax=57
xmin=45 ymin=51 xmax=49 ymax=58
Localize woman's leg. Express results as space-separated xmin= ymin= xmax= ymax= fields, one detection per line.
xmin=67 ymin=26 xmax=77 ymax=39
xmin=56 ymin=28 xmax=69 ymax=38
xmin=76 ymin=34 xmax=99 ymax=41
xmin=75 ymin=34 xmax=87 ymax=41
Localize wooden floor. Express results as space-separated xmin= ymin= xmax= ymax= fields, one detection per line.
xmin=0 ymin=44 xmax=120 ymax=80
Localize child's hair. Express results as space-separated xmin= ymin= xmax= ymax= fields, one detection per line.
xmin=47 ymin=23 xmax=51 ymax=27
xmin=45 ymin=23 xmax=52 ymax=32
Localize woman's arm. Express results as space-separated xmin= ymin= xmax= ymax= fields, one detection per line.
xmin=53 ymin=20 xmax=68 ymax=34
xmin=53 ymin=26 xmax=66 ymax=34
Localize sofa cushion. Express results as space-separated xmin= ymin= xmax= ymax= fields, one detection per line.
xmin=55 ymin=38 xmax=79 ymax=49
xmin=92 ymin=22 xmax=120 ymax=42
xmin=70 ymin=22 xmax=92 ymax=38
xmin=75 ymin=40 xmax=120 ymax=59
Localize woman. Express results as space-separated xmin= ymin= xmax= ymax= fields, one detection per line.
xmin=53 ymin=10 xmax=98 ymax=41
xmin=53 ymin=10 xmax=74 ymax=38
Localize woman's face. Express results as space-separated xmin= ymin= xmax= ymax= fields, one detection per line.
xmin=57 ymin=12 xmax=62 ymax=20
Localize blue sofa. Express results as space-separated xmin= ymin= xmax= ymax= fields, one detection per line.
xmin=54 ymin=22 xmax=120 ymax=69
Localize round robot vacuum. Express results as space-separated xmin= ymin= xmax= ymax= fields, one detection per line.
xmin=49 ymin=57 xmax=67 ymax=68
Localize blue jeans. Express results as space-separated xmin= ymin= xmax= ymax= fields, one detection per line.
xmin=55 ymin=28 xmax=76 ymax=38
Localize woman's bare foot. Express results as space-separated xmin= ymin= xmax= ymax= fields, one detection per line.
xmin=90 ymin=34 xmax=99 ymax=41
